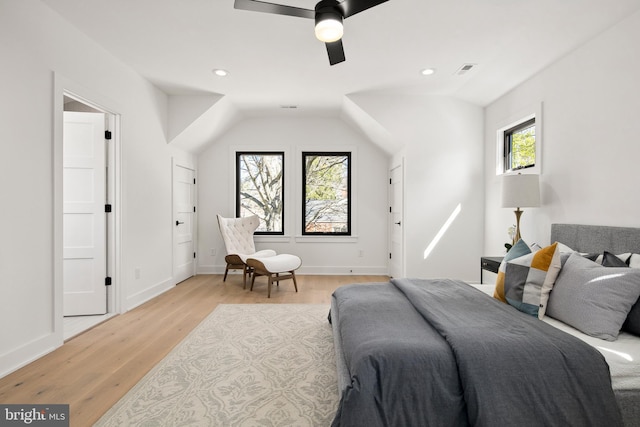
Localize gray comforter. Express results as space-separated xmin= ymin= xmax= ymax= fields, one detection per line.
xmin=330 ymin=278 xmax=623 ymax=427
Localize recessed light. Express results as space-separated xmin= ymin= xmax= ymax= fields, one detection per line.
xmin=420 ymin=68 xmax=436 ymax=76
xmin=212 ymin=69 xmax=228 ymax=77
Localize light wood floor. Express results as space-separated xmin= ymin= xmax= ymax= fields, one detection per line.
xmin=0 ymin=274 xmax=387 ymax=427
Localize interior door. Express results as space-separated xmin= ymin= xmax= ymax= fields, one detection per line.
xmin=63 ymin=111 xmax=107 ymax=316
xmin=173 ymin=163 xmax=196 ymax=284
xmin=389 ymin=164 xmax=404 ymax=278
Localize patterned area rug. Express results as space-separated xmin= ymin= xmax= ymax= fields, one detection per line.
xmin=95 ymin=304 xmax=339 ymax=426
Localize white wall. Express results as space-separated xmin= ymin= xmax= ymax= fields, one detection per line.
xmin=484 ymin=10 xmax=640 ymax=255
xmin=348 ymin=93 xmax=485 ymax=281
xmin=197 ymin=115 xmax=390 ymax=275
xmin=0 ymin=0 xmax=194 ymax=377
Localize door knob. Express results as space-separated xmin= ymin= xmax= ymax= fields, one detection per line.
xmin=395 ymin=221 xmax=401 ymax=226
xmin=176 ymin=220 xmax=184 ymax=226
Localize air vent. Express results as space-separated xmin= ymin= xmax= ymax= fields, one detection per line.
xmin=455 ymin=63 xmax=477 ymax=75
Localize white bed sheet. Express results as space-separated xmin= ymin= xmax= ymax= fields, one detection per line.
xmin=471 ymin=283 xmax=640 ymax=390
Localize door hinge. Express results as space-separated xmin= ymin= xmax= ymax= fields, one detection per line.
xmin=389 ymin=206 xmax=392 ymax=213
xmin=193 ymin=206 xmax=196 ymax=213
xmin=105 ymin=130 xmax=112 ymax=140
xmin=193 ymin=252 xmax=196 ymax=259
xmin=105 ymin=277 xmax=112 ymax=286
xmin=105 ymin=204 xmax=112 ymax=213
xmin=389 ymin=253 xmax=392 ymax=260
xmin=193 ymin=178 xmax=196 ymax=185
xmin=389 ymin=178 xmax=392 ymax=184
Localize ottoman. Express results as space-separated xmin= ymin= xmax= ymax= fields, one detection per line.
xmin=246 ymin=254 xmax=302 ymax=298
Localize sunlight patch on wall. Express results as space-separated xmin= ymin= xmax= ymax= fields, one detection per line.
xmin=423 ymin=204 xmax=462 ymax=260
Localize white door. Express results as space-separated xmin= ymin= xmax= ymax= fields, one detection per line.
xmin=63 ymin=111 xmax=107 ymax=316
xmin=173 ymin=164 xmax=196 ymax=284
xmin=389 ymin=164 xmax=404 ymax=278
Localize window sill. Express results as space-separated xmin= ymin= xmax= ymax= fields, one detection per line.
xmin=254 ymin=235 xmax=292 ymax=244
xmin=295 ymin=235 xmax=358 ymax=243
xmin=254 ymin=235 xmax=359 ymax=244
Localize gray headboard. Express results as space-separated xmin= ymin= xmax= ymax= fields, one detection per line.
xmin=550 ymin=223 xmax=640 ymax=254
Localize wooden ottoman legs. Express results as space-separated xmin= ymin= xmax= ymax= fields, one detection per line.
xmin=246 ymin=255 xmax=301 ymax=298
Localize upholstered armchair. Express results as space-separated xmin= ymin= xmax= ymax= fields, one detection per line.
xmin=216 ymin=214 xmax=276 ymax=287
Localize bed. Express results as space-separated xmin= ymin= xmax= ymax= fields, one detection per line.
xmin=329 ymin=223 xmax=640 ymax=426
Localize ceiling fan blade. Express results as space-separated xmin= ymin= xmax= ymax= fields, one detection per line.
xmin=234 ymin=0 xmax=314 ymax=19
xmin=326 ymin=40 xmax=346 ymax=65
xmin=340 ymin=0 xmax=389 ymax=18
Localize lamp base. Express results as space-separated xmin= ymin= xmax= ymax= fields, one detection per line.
xmin=513 ymin=208 xmax=524 ymax=244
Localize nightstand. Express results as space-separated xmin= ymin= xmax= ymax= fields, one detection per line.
xmin=480 ymin=256 xmax=503 ymax=284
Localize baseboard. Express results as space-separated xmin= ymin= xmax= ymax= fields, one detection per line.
xmin=297 ymin=266 xmax=389 ymax=275
xmin=197 ymin=264 xmax=388 ymax=276
xmin=124 ymin=276 xmax=174 ymax=311
xmin=0 ymin=332 xmax=62 ymax=379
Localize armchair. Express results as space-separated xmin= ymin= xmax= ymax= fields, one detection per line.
xmin=216 ymin=214 xmax=276 ymax=288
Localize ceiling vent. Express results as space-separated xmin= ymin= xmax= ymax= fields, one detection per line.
xmin=455 ymin=63 xmax=476 ymax=75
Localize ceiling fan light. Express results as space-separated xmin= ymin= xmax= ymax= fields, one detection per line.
xmin=315 ymin=18 xmax=343 ymax=43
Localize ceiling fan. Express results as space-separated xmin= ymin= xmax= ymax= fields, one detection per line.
xmin=234 ymin=0 xmax=389 ymax=65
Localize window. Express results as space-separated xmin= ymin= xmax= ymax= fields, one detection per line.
xmin=236 ymin=152 xmax=284 ymax=234
xmin=503 ymin=118 xmax=535 ymax=172
xmin=302 ymin=152 xmax=351 ymax=235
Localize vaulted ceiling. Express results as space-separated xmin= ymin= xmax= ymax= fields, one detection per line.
xmin=41 ymin=0 xmax=640 ymax=153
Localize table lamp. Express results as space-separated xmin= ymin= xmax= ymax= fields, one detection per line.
xmin=501 ymin=173 xmax=540 ymax=244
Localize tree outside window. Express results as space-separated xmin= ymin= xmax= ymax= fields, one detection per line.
xmin=236 ymin=152 xmax=284 ymax=234
xmin=303 ymin=152 xmax=350 ymax=235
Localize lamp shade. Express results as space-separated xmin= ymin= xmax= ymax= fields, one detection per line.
xmin=501 ymin=174 xmax=540 ymax=208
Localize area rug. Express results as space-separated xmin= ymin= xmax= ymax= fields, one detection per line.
xmin=94 ymin=304 xmax=339 ymax=426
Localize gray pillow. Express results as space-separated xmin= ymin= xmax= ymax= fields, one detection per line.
xmin=546 ymin=253 xmax=640 ymax=341
xmin=623 ymin=300 xmax=640 ymax=336
xmin=599 ymin=251 xmax=640 ymax=336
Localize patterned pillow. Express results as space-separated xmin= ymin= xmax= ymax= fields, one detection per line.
xmin=546 ymin=253 xmax=640 ymax=341
xmin=493 ymin=239 xmax=532 ymax=303
xmin=503 ymin=242 xmax=561 ymax=319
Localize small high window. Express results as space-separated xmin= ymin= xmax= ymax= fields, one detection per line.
xmin=503 ymin=118 xmax=536 ymax=172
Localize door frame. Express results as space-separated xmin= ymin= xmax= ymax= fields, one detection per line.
xmin=53 ymin=73 xmax=122 ymax=342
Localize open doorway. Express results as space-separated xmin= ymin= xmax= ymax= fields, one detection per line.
xmin=62 ymin=94 xmax=118 ymax=339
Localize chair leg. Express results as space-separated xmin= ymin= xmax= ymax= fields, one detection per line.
xmin=291 ymin=271 xmax=298 ymax=292
xmin=223 ymin=265 xmax=229 ymax=282
xmin=250 ymin=272 xmax=256 ymax=291
xmin=268 ymin=274 xmax=274 ymax=298
xmin=243 ymin=265 xmax=248 ymax=289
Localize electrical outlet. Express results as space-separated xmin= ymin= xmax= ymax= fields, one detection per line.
xmin=210 ymin=248 xmax=217 ymax=256
xmin=358 ymin=249 xmax=364 ymax=258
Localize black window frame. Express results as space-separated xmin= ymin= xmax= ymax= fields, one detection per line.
xmin=235 ymin=151 xmax=285 ymax=235
xmin=504 ymin=117 xmax=536 ymax=172
xmin=302 ymin=151 xmax=351 ymax=236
